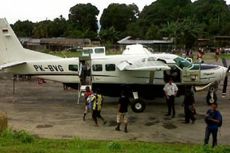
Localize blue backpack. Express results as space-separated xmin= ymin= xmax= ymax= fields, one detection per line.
xmin=218 ymin=112 xmax=223 ymax=127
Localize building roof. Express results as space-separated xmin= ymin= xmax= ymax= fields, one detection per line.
xmin=117 ymin=36 xmax=173 ymax=45
xmin=40 ymin=38 xmax=91 ymax=46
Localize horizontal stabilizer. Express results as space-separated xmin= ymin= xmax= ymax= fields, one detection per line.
xmin=0 ymin=61 xmax=26 ymax=70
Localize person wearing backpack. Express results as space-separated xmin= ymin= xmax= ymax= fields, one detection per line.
xmin=91 ymin=89 xmax=106 ymax=126
xmin=204 ymin=102 xmax=222 ymax=147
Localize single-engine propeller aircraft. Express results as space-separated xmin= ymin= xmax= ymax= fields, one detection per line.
xmin=0 ymin=18 xmax=228 ymax=112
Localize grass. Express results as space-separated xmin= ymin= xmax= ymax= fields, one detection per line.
xmin=221 ymin=54 xmax=230 ymax=59
xmin=47 ymin=51 xmax=82 ymax=58
xmin=46 ymin=50 xmax=121 ymax=58
xmin=0 ymin=129 xmax=230 ymax=153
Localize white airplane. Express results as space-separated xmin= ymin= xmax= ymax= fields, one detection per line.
xmin=0 ymin=19 xmax=80 ymax=85
xmin=0 ymin=18 xmax=228 ymax=112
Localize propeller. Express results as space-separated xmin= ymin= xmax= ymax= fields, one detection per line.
xmin=222 ymin=58 xmax=230 ymax=97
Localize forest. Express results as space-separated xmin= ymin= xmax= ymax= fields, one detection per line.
xmin=12 ymin=0 xmax=230 ymax=49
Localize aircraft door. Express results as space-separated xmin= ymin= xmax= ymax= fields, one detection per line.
xmin=79 ymin=59 xmax=91 ymax=85
xmin=182 ymin=67 xmax=200 ymax=83
xmin=164 ymin=66 xmax=181 ymax=83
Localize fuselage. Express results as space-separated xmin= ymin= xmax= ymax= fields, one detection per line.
xmin=89 ymin=52 xmax=227 ymax=98
xmin=0 ymin=18 xmax=227 ymax=100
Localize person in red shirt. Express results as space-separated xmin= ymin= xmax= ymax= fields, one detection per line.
xmin=83 ymin=86 xmax=93 ymax=121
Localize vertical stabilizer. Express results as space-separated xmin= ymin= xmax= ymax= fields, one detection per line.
xmin=0 ymin=18 xmax=60 ymax=64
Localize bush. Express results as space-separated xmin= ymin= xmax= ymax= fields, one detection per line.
xmin=0 ymin=112 xmax=8 ymax=132
xmin=1 ymin=128 xmax=34 ymax=143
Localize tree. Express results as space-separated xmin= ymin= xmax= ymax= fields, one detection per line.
xmin=68 ymin=3 xmax=99 ymax=32
xmin=192 ymin=0 xmax=230 ymax=36
xmin=99 ymin=27 xmax=121 ymax=44
xmin=179 ymin=18 xmax=204 ymax=49
xmin=32 ymin=20 xmax=52 ymax=38
xmin=161 ymin=18 xmax=203 ymax=49
xmin=126 ymin=22 xmax=143 ymax=38
xmin=100 ymin=3 xmax=139 ymax=33
xmin=139 ymin=0 xmax=192 ymax=26
xmin=48 ymin=15 xmax=67 ymax=37
xmin=12 ymin=20 xmax=34 ymax=37
xmin=145 ymin=24 xmax=161 ymax=40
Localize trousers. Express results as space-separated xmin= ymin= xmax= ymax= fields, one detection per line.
xmin=166 ymin=96 xmax=175 ymax=116
xmin=204 ymin=127 xmax=218 ymax=147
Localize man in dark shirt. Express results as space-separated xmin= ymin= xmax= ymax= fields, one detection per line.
xmin=183 ymin=86 xmax=196 ymax=123
xmin=115 ymin=90 xmax=130 ymax=133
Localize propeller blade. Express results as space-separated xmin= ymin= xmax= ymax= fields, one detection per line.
xmin=222 ymin=58 xmax=228 ymax=97
xmin=222 ymin=65 xmax=230 ymax=97
xmin=222 ymin=75 xmax=228 ymax=97
xmin=222 ymin=58 xmax=228 ymax=67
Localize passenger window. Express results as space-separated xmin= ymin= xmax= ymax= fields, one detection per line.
xmin=69 ymin=64 xmax=78 ymax=71
xmin=92 ymin=64 xmax=103 ymax=71
xmin=105 ymin=64 xmax=116 ymax=71
xmin=95 ymin=48 xmax=104 ymax=53
xmin=83 ymin=49 xmax=93 ymax=54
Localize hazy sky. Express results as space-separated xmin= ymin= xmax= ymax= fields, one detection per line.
xmin=1 ymin=0 xmax=230 ymax=24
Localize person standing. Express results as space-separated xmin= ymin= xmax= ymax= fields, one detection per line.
xmin=215 ymin=48 xmax=221 ymax=62
xmin=83 ymin=86 xmax=93 ymax=121
xmin=163 ymin=78 xmax=178 ymax=118
xmin=204 ymin=103 xmax=222 ymax=147
xmin=91 ymin=89 xmax=106 ymax=126
xmin=183 ymin=86 xmax=196 ymax=123
xmin=115 ymin=90 xmax=130 ymax=133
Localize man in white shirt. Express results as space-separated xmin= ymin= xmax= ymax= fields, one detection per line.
xmin=163 ymin=78 xmax=178 ymax=118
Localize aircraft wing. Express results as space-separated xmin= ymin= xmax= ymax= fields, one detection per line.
xmin=117 ymin=59 xmax=170 ymax=71
xmin=0 ymin=61 xmax=27 ymax=70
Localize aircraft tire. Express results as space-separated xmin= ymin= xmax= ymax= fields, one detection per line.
xmin=131 ymin=99 xmax=146 ymax=113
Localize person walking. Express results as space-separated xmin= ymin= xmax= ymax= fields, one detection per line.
xmin=115 ymin=90 xmax=130 ymax=133
xmin=204 ymin=102 xmax=222 ymax=147
xmin=183 ymin=86 xmax=196 ymax=123
xmin=83 ymin=86 xmax=93 ymax=121
xmin=91 ymin=89 xmax=106 ymax=126
xmin=163 ymin=78 xmax=178 ymax=118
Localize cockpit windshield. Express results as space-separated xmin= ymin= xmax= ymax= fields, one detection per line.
xmin=174 ymin=57 xmax=192 ymax=69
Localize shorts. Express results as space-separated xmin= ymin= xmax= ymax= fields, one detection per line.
xmin=117 ymin=112 xmax=128 ymax=123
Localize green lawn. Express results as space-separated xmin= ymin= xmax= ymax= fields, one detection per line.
xmin=0 ymin=129 xmax=229 ymax=153
xmin=47 ymin=50 xmax=121 ymax=58
xmin=47 ymin=51 xmax=82 ymax=58
xmin=221 ymin=54 xmax=230 ymax=60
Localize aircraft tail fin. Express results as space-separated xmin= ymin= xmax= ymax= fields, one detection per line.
xmin=0 ymin=18 xmax=26 ymax=63
xmin=0 ymin=18 xmax=60 ymax=65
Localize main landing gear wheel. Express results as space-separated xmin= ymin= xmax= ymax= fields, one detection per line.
xmin=131 ymin=99 xmax=146 ymax=113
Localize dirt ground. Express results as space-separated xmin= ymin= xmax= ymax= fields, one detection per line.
xmin=0 ymin=69 xmax=229 ymax=145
